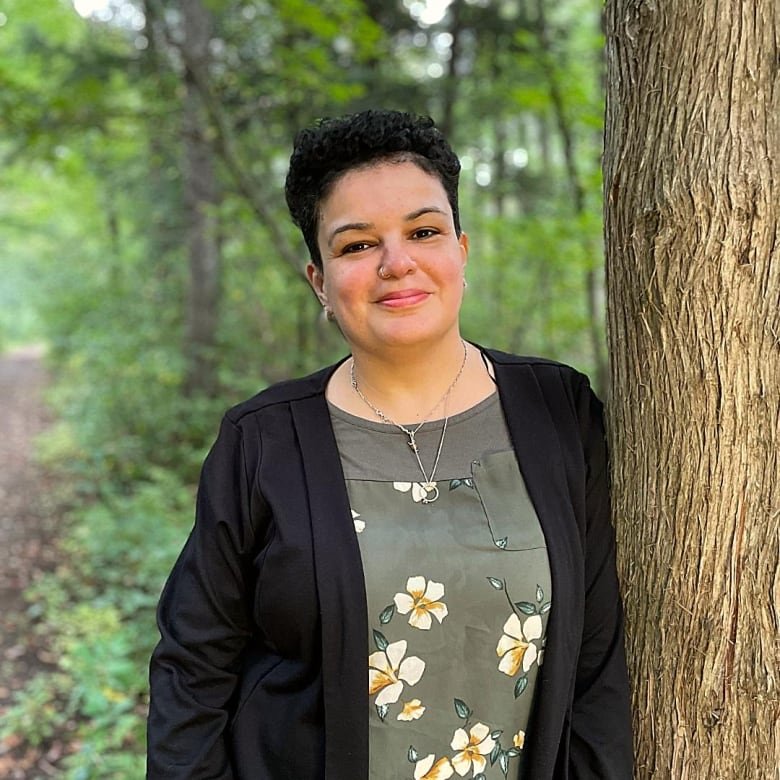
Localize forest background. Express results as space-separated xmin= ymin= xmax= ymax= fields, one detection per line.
xmin=0 ymin=0 xmax=607 ymax=775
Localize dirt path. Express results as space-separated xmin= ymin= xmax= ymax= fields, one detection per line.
xmin=0 ymin=345 xmax=64 ymax=777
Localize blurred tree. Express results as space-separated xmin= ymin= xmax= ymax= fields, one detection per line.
xmin=180 ymin=0 xmax=221 ymax=396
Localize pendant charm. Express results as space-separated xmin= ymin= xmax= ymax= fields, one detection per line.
xmin=421 ymin=483 xmax=439 ymax=504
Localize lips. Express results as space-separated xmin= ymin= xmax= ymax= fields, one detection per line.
xmin=377 ymin=289 xmax=430 ymax=308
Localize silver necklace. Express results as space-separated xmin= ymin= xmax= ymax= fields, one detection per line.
xmin=350 ymin=341 xmax=468 ymax=504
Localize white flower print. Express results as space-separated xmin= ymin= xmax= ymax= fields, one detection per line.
xmin=496 ymin=613 xmax=543 ymax=676
xmin=393 ymin=481 xmax=437 ymax=503
xmin=450 ymin=722 xmax=496 ymax=776
xmin=368 ymin=639 xmax=425 ymax=707
xmin=394 ymin=576 xmax=448 ymax=630
xmin=351 ymin=508 xmax=365 ymax=534
xmin=414 ymin=753 xmax=454 ymax=780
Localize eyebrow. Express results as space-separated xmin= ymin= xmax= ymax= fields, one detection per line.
xmin=327 ymin=206 xmax=448 ymax=247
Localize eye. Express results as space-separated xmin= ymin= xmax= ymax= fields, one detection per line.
xmin=342 ymin=241 xmax=372 ymax=254
xmin=412 ymin=227 xmax=439 ymax=240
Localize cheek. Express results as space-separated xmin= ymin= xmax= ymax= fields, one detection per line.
xmin=325 ymin=269 xmax=363 ymax=307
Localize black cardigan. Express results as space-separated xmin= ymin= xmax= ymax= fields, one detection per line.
xmin=147 ymin=348 xmax=633 ymax=779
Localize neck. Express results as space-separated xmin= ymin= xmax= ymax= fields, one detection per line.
xmin=350 ymin=336 xmax=469 ymax=425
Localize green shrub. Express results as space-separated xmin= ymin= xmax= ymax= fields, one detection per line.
xmin=3 ymin=468 xmax=194 ymax=777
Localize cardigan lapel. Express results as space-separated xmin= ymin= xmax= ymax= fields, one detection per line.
xmin=492 ymin=357 xmax=584 ymax=779
xmin=291 ymin=394 xmax=369 ymax=780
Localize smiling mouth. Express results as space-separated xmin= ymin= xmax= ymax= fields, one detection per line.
xmin=377 ymin=290 xmax=430 ymax=308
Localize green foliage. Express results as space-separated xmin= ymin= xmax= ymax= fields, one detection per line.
xmin=1 ymin=468 xmax=193 ymax=776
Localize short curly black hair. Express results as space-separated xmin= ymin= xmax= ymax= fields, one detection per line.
xmin=285 ymin=109 xmax=462 ymax=269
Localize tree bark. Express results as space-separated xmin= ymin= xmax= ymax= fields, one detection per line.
xmin=181 ymin=0 xmax=220 ymax=397
xmin=603 ymin=2 xmax=779 ymax=777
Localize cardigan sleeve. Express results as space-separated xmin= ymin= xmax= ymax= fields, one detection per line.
xmin=147 ymin=415 xmax=261 ymax=779
xmin=568 ymin=376 xmax=634 ymax=779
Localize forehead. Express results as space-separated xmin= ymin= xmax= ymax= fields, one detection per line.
xmin=319 ymin=160 xmax=449 ymax=219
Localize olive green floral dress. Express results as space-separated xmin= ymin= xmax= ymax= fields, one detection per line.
xmin=329 ymin=394 xmax=552 ymax=780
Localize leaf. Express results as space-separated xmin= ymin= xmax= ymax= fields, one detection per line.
xmin=499 ymin=750 xmax=509 ymax=775
xmin=515 ymin=601 xmax=537 ymax=615
xmin=541 ymin=601 xmax=552 ymax=614
xmin=453 ymin=698 xmax=471 ymax=719
xmin=494 ymin=536 xmax=508 ymax=549
xmin=514 ymin=675 xmax=528 ymax=698
xmin=408 ymin=745 xmax=419 ymax=763
xmin=490 ymin=729 xmax=503 ymax=739
xmin=373 ymin=629 xmax=388 ymax=651
xmin=379 ymin=604 xmax=395 ymax=624
xmin=487 ymin=577 xmax=505 ymax=590
xmin=536 ymin=584 xmax=544 ymax=602
xmin=474 ymin=775 xmax=487 ymax=780
xmin=376 ymin=703 xmax=389 ymax=721
xmin=489 ymin=741 xmax=502 ymax=764
xmin=464 ymin=478 xmax=474 ymax=488
xmin=449 ymin=478 xmax=463 ymax=490
xmin=506 ymin=747 xmax=521 ymax=757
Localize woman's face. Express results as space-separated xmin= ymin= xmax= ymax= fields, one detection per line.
xmin=307 ymin=161 xmax=469 ymax=357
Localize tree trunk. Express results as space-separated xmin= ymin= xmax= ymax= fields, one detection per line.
xmin=181 ymin=0 xmax=220 ymax=397
xmin=603 ymin=3 xmax=779 ymax=778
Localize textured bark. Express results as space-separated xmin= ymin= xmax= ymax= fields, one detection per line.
xmin=603 ymin=2 xmax=779 ymax=778
xmin=181 ymin=0 xmax=220 ymax=397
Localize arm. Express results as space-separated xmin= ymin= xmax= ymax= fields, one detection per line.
xmin=569 ymin=378 xmax=633 ymax=779
xmin=147 ymin=416 xmax=261 ymax=779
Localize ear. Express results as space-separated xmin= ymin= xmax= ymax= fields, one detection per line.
xmin=458 ymin=231 xmax=469 ymax=269
xmin=306 ymin=262 xmax=328 ymax=307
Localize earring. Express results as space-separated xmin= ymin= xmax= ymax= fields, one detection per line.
xmin=378 ymin=265 xmax=391 ymax=280
xmin=323 ymin=306 xmax=336 ymax=322
xmin=462 ymin=277 xmax=468 ymax=289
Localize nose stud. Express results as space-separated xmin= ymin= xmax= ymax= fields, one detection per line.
xmin=378 ymin=265 xmax=391 ymax=280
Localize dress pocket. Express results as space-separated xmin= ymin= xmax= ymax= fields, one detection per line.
xmin=471 ymin=450 xmax=546 ymax=552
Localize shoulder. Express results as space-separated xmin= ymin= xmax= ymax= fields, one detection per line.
xmin=480 ymin=345 xmax=594 ymax=397
xmin=222 ymin=359 xmax=345 ymax=428
xmin=479 ymin=345 xmax=603 ymax=444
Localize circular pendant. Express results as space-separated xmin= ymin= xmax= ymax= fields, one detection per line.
xmin=421 ymin=484 xmax=439 ymax=504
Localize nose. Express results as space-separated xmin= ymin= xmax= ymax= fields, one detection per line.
xmin=378 ymin=238 xmax=416 ymax=278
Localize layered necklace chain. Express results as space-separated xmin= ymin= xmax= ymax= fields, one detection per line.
xmin=350 ymin=341 xmax=468 ymax=504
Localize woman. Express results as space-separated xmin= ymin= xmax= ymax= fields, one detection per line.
xmin=147 ymin=109 xmax=632 ymax=779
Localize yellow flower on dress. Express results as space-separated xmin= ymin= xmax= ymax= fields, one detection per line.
xmin=450 ymin=722 xmax=496 ymax=776
xmin=368 ymin=639 xmax=425 ymax=707
xmin=513 ymin=730 xmax=526 ymax=749
xmin=496 ymin=612 xmax=543 ymax=676
xmin=414 ymin=753 xmax=454 ymax=780
xmin=397 ymin=698 xmax=426 ymax=721
xmin=394 ymin=576 xmax=449 ymax=630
